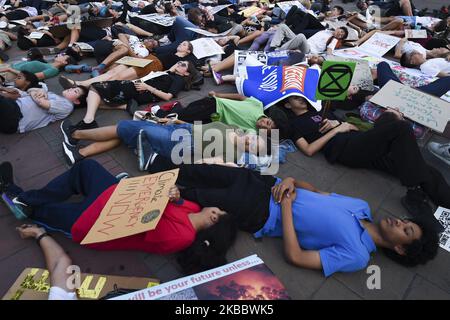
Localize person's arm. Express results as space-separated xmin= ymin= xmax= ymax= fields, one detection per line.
xmin=271 ymin=177 xmax=328 ymax=204
xmin=394 ymin=37 xmax=407 ymax=59
xmin=16 ymin=225 xmax=74 ymax=292
xmin=0 ymin=87 xmax=20 ymax=100
xmin=29 ymin=89 xmax=51 ymax=109
xmin=436 ymin=71 xmax=450 ymax=77
xmin=209 ymin=90 xmax=247 ymax=101
xmin=279 ymin=189 xmax=322 ymax=270
xmin=134 ymin=82 xmax=173 ymax=101
xmin=295 ymin=122 xmax=358 ymax=157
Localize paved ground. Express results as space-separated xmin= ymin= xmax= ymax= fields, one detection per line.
xmin=0 ymin=0 xmax=450 ymax=300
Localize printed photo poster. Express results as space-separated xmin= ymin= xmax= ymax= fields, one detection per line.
xmin=327 ymin=54 xmax=374 ymax=90
xmin=112 ymin=255 xmax=291 ymax=300
xmin=237 ymin=65 xmax=321 ymax=111
xmin=191 ymin=38 xmax=225 ymax=59
xmin=185 ymin=27 xmax=232 ymax=38
xmin=434 ymin=207 xmax=450 ymax=253
xmin=276 ymin=1 xmax=307 ymax=14
xmin=370 ymin=80 xmax=450 ymax=133
xmin=81 ymin=169 xmax=179 ymax=244
xmin=137 ymin=14 xmax=175 ymax=27
xmin=357 ymin=32 xmax=401 ymax=57
xmin=405 ymin=29 xmax=427 ymax=39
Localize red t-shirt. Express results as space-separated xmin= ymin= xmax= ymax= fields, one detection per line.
xmin=71 ymin=184 xmax=200 ymax=254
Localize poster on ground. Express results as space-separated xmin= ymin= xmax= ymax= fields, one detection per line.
xmin=434 ymin=207 xmax=450 ymax=253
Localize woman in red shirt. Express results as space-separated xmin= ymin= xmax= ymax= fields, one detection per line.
xmin=0 ymin=159 xmax=237 ymax=273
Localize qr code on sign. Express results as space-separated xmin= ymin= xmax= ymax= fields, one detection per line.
xmin=439 ymin=234 xmax=449 ymax=247
xmin=437 ymin=210 xmax=450 ymax=229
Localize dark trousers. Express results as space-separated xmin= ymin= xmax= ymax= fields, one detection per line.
xmin=156 ymin=97 xmax=216 ymax=123
xmin=16 ymin=160 xmax=118 ymax=235
xmin=285 ymin=7 xmax=325 ymax=36
xmin=149 ymin=157 xmax=276 ymax=232
xmin=154 ymin=17 xmax=198 ymax=56
xmin=377 ymin=61 xmax=450 ymax=97
xmin=0 ymin=96 xmax=22 ymax=134
xmin=335 ymin=120 xmax=450 ymax=207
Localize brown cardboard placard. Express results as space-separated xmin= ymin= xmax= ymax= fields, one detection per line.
xmin=116 ymin=56 xmax=152 ymax=68
xmin=2 ymin=268 xmax=159 ymax=300
xmin=81 ymin=169 xmax=179 ymax=244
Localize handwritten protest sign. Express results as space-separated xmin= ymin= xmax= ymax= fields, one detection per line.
xmin=81 ymin=169 xmax=179 ymax=244
xmin=116 ymin=56 xmax=152 ymax=68
xmin=3 ymin=268 xmax=159 ymax=300
xmin=434 ymin=207 xmax=450 ymax=253
xmin=239 ymin=6 xmax=266 ymax=17
xmin=316 ymin=60 xmax=356 ymax=101
xmin=191 ymin=38 xmax=225 ymax=59
xmin=327 ymin=55 xmax=373 ymax=90
xmin=405 ymin=29 xmax=427 ymax=39
xmin=357 ymin=32 xmax=401 ymax=57
xmin=370 ymin=80 xmax=450 ymax=132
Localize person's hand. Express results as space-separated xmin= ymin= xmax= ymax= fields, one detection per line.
xmin=271 ymin=177 xmax=295 ymax=203
xmin=168 ymin=185 xmax=181 ymax=202
xmin=334 ymin=122 xmax=359 ymax=133
xmin=134 ymin=82 xmax=150 ymax=92
xmin=208 ymin=91 xmax=216 ymax=97
xmin=319 ymin=119 xmax=340 ymax=133
xmin=16 ymin=224 xmax=46 ymax=240
xmin=281 ymin=187 xmax=296 ymax=206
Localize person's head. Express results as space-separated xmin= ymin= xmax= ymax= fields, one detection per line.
xmin=177 ymin=209 xmax=238 ymax=274
xmin=14 ymin=71 xmax=40 ymax=91
xmin=27 ymin=47 xmax=46 ymax=63
xmin=54 ymin=54 xmax=77 ymax=69
xmin=65 ymin=46 xmax=83 ymax=62
xmin=285 ymin=95 xmax=310 ymax=112
xmin=308 ymin=54 xmax=325 ymax=66
xmin=331 ymin=5 xmax=344 ymax=16
xmin=400 ymin=51 xmax=426 ymax=68
xmin=62 ymin=86 xmax=88 ymax=108
xmin=176 ymin=41 xmax=193 ymax=55
xmin=256 ymin=117 xmax=276 ymax=131
xmin=381 ymin=217 xmax=439 ymax=267
xmin=347 ymin=84 xmax=360 ymax=97
xmin=260 ymin=106 xmax=291 ymax=139
xmin=173 ymin=60 xmax=202 ymax=90
xmin=17 ymin=36 xmax=35 ymax=51
xmin=187 ymin=8 xmax=205 ymax=27
xmin=143 ymin=38 xmax=159 ymax=51
xmin=88 ymin=6 xmax=100 ymax=16
xmin=334 ymin=27 xmax=348 ymax=40
xmin=356 ymin=0 xmax=368 ymax=11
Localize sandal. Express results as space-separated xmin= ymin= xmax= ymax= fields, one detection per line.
xmin=58 ymin=75 xmax=77 ymax=89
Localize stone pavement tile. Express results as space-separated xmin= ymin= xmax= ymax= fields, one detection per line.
xmin=330 ymin=168 xmax=396 ymax=216
xmin=378 ymin=184 xmax=411 ymax=219
xmin=415 ymin=248 xmax=450 ymax=293
xmin=334 ymin=252 xmax=416 ymax=300
xmin=0 ymin=216 xmax=30 ymax=261
xmin=312 ymin=278 xmax=362 ymax=300
xmin=150 ymin=261 xmax=184 ymax=284
xmin=143 ymin=254 xmax=174 ymax=275
xmin=404 ymin=275 xmax=450 ymax=300
xmin=18 ymin=164 xmax=67 ymax=191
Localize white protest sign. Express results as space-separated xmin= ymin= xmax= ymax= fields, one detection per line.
xmin=135 ymin=71 xmax=168 ymax=84
xmin=405 ymin=29 xmax=427 ymax=39
xmin=29 ymin=32 xmax=44 ymax=39
xmin=370 ymin=80 xmax=450 ymax=132
xmin=327 ymin=54 xmax=374 ymax=90
xmin=137 ymin=14 xmax=175 ymax=26
xmin=191 ymin=37 xmax=224 ymax=59
xmin=206 ymin=4 xmax=231 ymax=15
xmin=357 ymin=32 xmax=401 ymax=57
xmin=277 ymin=1 xmax=307 ymax=14
xmin=185 ymin=27 xmax=232 ymax=37
xmin=434 ymin=207 xmax=450 ymax=253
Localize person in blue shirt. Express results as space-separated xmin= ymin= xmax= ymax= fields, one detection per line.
xmin=143 ymin=159 xmax=439 ymax=277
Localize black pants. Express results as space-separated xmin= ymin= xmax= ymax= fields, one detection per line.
xmin=92 ymin=80 xmax=156 ymax=105
xmin=3 ymin=10 xmax=29 ymax=21
xmin=149 ymin=157 xmax=276 ymax=233
xmin=0 ymin=96 xmax=22 ymax=134
xmin=285 ymin=7 xmax=325 ymax=36
xmin=156 ymin=97 xmax=216 ymax=123
xmin=79 ymin=26 xmax=107 ymax=43
xmin=331 ymin=120 xmax=450 ymax=207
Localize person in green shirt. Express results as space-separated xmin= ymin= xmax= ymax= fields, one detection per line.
xmin=0 ymin=54 xmax=76 ymax=80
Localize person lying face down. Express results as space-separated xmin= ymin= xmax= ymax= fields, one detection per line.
xmin=140 ymin=156 xmax=440 ymax=277
xmin=0 ymin=160 xmax=238 ymax=274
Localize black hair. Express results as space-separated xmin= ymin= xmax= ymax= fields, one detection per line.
xmin=433 ymin=19 xmax=448 ymax=33
xmin=65 ymin=46 xmax=83 ymax=62
xmin=183 ymin=61 xmax=203 ymax=90
xmin=19 ymin=70 xmax=41 ymax=90
xmin=72 ymin=85 xmax=89 ymax=109
xmin=187 ymin=8 xmax=204 ymax=26
xmin=56 ymin=55 xmax=78 ymax=70
xmin=27 ymin=47 xmax=47 ymax=63
xmin=400 ymin=52 xmax=417 ymax=68
xmin=177 ymin=213 xmax=238 ymax=274
xmin=338 ymin=26 xmax=349 ymax=40
xmin=383 ymin=217 xmax=439 ymax=267
xmin=17 ymin=36 xmax=34 ymax=51
xmin=265 ymin=106 xmax=290 ymax=139
xmin=356 ymin=0 xmax=368 ymax=11
xmin=333 ymin=5 xmax=345 ymax=15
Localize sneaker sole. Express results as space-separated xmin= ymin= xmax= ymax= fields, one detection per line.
xmin=62 ymin=143 xmax=76 ymax=166
xmin=428 ymin=145 xmax=450 ymax=166
xmin=1 ymin=193 xmax=27 ymax=220
xmin=137 ymin=130 xmax=145 ymax=171
xmin=60 ymin=122 xmax=75 ymax=147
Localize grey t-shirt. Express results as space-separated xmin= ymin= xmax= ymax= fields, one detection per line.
xmin=17 ymin=92 xmax=73 ymax=133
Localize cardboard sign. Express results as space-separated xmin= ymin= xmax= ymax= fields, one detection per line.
xmin=327 ymin=55 xmax=374 ymax=90
xmin=116 ymin=56 xmax=152 ymax=68
xmin=2 ymin=268 xmax=159 ymax=300
xmin=29 ymin=32 xmax=45 ymax=39
xmin=405 ymin=29 xmax=427 ymax=39
xmin=315 ymin=60 xmax=356 ymax=101
xmin=191 ymin=38 xmax=225 ymax=59
xmin=434 ymin=207 xmax=450 ymax=253
xmin=112 ymin=255 xmax=290 ymax=300
xmin=81 ymin=169 xmax=179 ymax=244
xmin=370 ymin=80 xmax=450 ymax=133
xmin=239 ymin=6 xmax=266 ymax=17
xmin=357 ymin=32 xmax=401 ymax=57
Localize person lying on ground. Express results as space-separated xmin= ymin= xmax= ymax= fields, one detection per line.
xmin=0 ymin=70 xmax=41 ymax=100
xmin=0 ymin=159 xmax=238 ymax=274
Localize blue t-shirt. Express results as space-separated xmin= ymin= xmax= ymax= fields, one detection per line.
xmin=254 ymin=179 xmax=376 ymax=277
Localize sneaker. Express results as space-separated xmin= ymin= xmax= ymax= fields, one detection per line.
xmin=137 ymin=129 xmax=157 ymax=171
xmin=0 ymin=162 xmax=13 ymax=193
xmin=212 ymin=70 xmax=224 ymax=85
xmin=115 ymin=172 xmax=129 ymax=180
xmin=60 ymin=120 xmax=79 ymax=147
xmin=62 ymin=142 xmax=84 ymax=166
xmin=428 ymin=142 xmax=450 ymax=166
xmin=74 ymin=119 xmax=98 ymax=130
xmin=126 ymin=99 xmax=140 ymax=117
xmin=401 ymin=187 xmax=433 ymax=218
xmin=0 ymin=193 xmax=30 ymax=220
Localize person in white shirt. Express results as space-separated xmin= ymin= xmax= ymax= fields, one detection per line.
xmin=395 ymin=37 xmax=450 ymax=61
xmin=400 ymin=50 xmax=450 ymax=77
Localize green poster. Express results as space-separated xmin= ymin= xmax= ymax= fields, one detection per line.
xmin=315 ymin=61 xmax=356 ymax=101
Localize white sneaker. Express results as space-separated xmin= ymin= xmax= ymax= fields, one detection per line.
xmin=428 ymin=142 xmax=450 ymax=166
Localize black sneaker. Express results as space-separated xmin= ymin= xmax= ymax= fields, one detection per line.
xmin=60 ymin=120 xmax=79 ymax=147
xmin=62 ymin=142 xmax=85 ymax=166
xmin=74 ymin=119 xmax=99 ymax=130
xmin=1 ymin=193 xmax=31 ymax=220
xmin=137 ymin=129 xmax=157 ymax=171
xmin=126 ymin=99 xmax=140 ymax=117
xmin=0 ymin=162 xmax=13 ymax=193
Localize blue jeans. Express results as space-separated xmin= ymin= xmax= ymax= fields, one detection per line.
xmin=154 ymin=17 xmax=199 ymax=55
xmin=117 ymin=120 xmax=193 ymax=159
xmin=16 ymin=160 xmax=118 ymax=236
xmin=377 ymin=61 xmax=450 ymax=97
